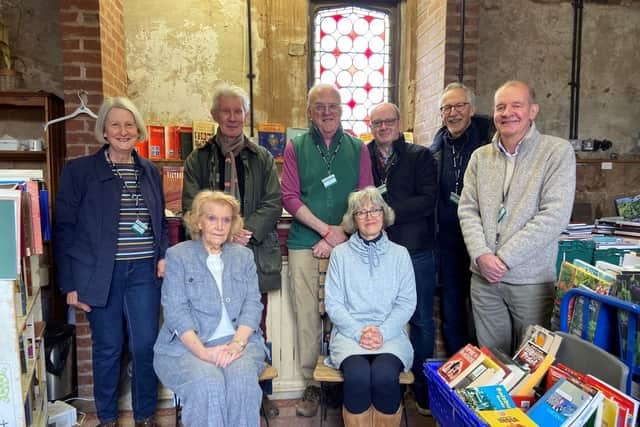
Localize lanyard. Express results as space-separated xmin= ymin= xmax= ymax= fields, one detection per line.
xmin=450 ymin=144 xmax=463 ymax=195
xmin=375 ymin=146 xmax=396 ymax=185
xmin=106 ymin=150 xmax=141 ymax=213
xmin=314 ymin=135 xmax=343 ymax=173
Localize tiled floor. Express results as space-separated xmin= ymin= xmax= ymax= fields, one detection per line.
xmin=71 ymin=392 xmax=438 ymax=427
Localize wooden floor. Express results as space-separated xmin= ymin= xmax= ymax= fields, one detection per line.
xmin=71 ymin=392 xmax=438 ymax=427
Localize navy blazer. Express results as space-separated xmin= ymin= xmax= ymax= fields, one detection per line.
xmin=53 ymin=145 xmax=168 ymax=307
xmin=153 ymin=240 xmax=264 ymax=357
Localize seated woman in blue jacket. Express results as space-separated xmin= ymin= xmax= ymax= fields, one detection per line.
xmin=325 ymin=186 xmax=417 ymax=426
xmin=153 ymin=190 xmax=266 ymax=427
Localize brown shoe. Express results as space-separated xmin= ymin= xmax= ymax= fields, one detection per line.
xmin=96 ymin=421 xmax=118 ymax=427
xmin=134 ymin=416 xmax=156 ymax=427
xmin=295 ymin=385 xmax=320 ymax=417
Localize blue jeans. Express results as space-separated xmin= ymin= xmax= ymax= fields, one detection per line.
xmin=86 ymin=258 xmax=160 ymax=422
xmin=439 ymin=238 xmax=474 ymax=356
xmin=408 ymin=249 xmax=436 ymax=407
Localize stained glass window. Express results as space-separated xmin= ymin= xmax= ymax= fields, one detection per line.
xmin=312 ymin=6 xmax=392 ymax=136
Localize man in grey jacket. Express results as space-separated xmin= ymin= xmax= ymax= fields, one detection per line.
xmin=458 ymin=80 xmax=576 ymax=354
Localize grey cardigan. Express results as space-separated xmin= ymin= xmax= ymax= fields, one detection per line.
xmin=154 ymin=240 xmax=264 ymax=357
xmin=458 ymin=122 xmax=576 ymax=284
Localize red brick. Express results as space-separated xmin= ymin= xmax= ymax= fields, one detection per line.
xmin=85 ymin=65 xmax=102 ymax=79
xmin=60 ymin=11 xmax=79 ymax=24
xmin=61 ymin=0 xmax=99 ymax=8
xmin=65 ymin=144 xmax=88 ymax=159
xmin=62 ymin=39 xmax=81 ymax=51
xmin=61 ymin=24 xmax=100 ymax=38
xmin=63 ymin=51 xmax=102 ymax=64
xmin=66 ymin=78 xmax=103 ymax=92
xmin=82 ymin=39 xmax=101 ymax=52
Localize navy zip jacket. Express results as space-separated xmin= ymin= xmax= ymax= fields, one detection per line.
xmin=367 ymin=135 xmax=438 ymax=252
xmin=53 ymin=145 xmax=168 ymax=307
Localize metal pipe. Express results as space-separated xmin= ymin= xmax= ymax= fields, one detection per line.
xmin=569 ymin=0 xmax=584 ymax=140
xmin=457 ymin=0 xmax=466 ymax=82
xmin=246 ymin=0 xmax=255 ymax=136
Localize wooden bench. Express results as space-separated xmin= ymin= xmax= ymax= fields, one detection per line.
xmin=313 ymin=355 xmax=413 ymax=427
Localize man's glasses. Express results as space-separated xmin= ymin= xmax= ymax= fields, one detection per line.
xmin=439 ymin=102 xmax=470 ymax=114
xmin=312 ymin=103 xmax=341 ymax=113
xmin=353 ymin=207 xmax=384 ymax=219
xmin=370 ymin=118 xmax=398 ymax=129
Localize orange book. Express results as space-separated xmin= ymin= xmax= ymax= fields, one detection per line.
xmin=164 ymin=125 xmax=181 ymax=160
xmin=162 ymin=166 xmax=184 ymax=216
xmin=147 ymin=125 xmax=165 ymax=160
xmin=134 ymin=139 xmax=148 ymax=158
xmin=25 ymin=180 xmax=43 ymax=255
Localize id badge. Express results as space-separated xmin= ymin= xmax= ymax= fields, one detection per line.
xmin=497 ymin=205 xmax=507 ymax=223
xmin=449 ymin=191 xmax=460 ymax=205
xmin=321 ymin=174 xmax=337 ymax=188
xmin=131 ymin=219 xmax=148 ymax=236
xmin=377 ymin=183 xmax=387 ymax=195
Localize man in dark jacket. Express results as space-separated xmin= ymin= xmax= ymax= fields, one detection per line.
xmin=430 ymin=82 xmax=493 ymax=357
xmin=367 ymin=102 xmax=437 ymax=415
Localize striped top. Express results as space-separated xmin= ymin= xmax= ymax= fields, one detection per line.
xmin=111 ymin=163 xmax=155 ymax=260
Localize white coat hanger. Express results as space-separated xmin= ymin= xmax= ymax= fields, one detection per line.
xmin=43 ymin=90 xmax=98 ymax=131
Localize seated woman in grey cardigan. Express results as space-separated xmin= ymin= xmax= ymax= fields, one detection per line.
xmin=153 ymin=190 xmax=266 ymax=427
xmin=325 ymin=186 xmax=417 ymax=426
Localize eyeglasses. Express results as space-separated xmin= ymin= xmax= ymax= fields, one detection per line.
xmin=353 ymin=207 xmax=384 ymax=219
xmin=439 ymin=102 xmax=470 ymax=114
xmin=370 ymin=118 xmax=398 ymax=129
xmin=312 ymin=103 xmax=341 ymax=113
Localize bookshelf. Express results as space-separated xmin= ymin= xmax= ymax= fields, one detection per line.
xmin=0 ymin=91 xmax=66 ymax=324
xmin=0 ymin=190 xmax=49 ymax=427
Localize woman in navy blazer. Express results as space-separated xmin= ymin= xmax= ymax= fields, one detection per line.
xmin=53 ymin=97 xmax=168 ymax=427
xmin=153 ymin=190 xmax=266 ymax=427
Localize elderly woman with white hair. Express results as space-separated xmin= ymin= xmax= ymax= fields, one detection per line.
xmin=325 ymin=186 xmax=416 ymax=427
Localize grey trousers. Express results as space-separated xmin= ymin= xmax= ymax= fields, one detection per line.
xmin=470 ymin=273 xmax=554 ymax=354
xmin=288 ymin=249 xmax=322 ymax=380
xmin=154 ymin=338 xmax=266 ymax=427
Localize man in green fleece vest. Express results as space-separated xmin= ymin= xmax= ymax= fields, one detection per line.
xmin=281 ymin=83 xmax=373 ymax=416
xmin=458 ymin=81 xmax=576 ymax=355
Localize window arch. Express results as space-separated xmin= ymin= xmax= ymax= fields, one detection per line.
xmin=310 ymin=3 xmax=398 ymax=136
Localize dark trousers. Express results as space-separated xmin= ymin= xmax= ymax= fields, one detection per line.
xmin=86 ymin=258 xmax=160 ymax=422
xmin=340 ymin=354 xmax=403 ymax=414
xmin=440 ymin=236 xmax=474 ymax=356
xmin=408 ymin=249 xmax=437 ymax=407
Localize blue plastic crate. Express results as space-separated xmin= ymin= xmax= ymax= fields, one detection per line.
xmin=424 ymin=361 xmax=486 ymax=427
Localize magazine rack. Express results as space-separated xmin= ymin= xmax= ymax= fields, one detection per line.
xmin=560 ymin=287 xmax=640 ymax=394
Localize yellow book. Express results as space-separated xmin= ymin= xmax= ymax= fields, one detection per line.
xmin=478 ymin=408 xmax=537 ymax=427
xmin=511 ymin=352 xmax=555 ymax=397
xmin=192 ymin=120 xmax=217 ymax=150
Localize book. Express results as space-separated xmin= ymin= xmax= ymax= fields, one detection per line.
xmin=134 ymin=139 xmax=148 ymax=158
xmin=192 ymin=120 xmax=216 ymax=150
xmin=519 ymin=324 xmax=563 ymax=356
xmin=569 ymin=261 xmax=616 ymax=340
xmin=527 ymin=377 xmax=600 ymax=427
xmin=162 ymin=166 xmax=184 ymax=216
xmin=456 ymin=384 xmax=515 ymax=411
xmin=552 ymin=261 xmax=579 ymax=331
xmin=477 ymin=408 xmax=537 ymax=426
xmin=257 ymin=123 xmax=285 ymax=161
xmin=437 ymin=343 xmax=485 ymax=388
xmin=586 ymin=374 xmax=639 ymax=427
xmin=147 ymin=125 xmax=165 ymax=160
xmin=179 ymin=126 xmax=193 ymax=159
xmin=164 ymin=125 xmax=181 ymax=160
xmin=0 ymin=191 xmax=21 ymax=278
xmin=511 ymin=341 xmax=555 ymax=397
xmin=609 ymin=272 xmax=640 ymax=366
xmin=454 ymin=362 xmax=490 ymax=389
xmin=615 ymin=194 xmax=640 ymax=222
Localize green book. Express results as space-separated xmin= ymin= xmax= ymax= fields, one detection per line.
xmin=0 ymin=198 xmax=18 ymax=278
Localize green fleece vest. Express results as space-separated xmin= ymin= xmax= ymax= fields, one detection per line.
xmin=287 ymin=126 xmax=362 ymax=250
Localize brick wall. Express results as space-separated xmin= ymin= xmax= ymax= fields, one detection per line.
xmin=59 ymin=0 xmax=127 ymax=399
xmin=414 ymin=0 xmax=480 ymax=147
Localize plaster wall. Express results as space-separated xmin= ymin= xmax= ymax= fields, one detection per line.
xmin=0 ymin=0 xmax=63 ymax=96
xmin=475 ymin=0 xmax=640 ymax=154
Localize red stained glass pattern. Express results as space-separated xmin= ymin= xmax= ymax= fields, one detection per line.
xmin=314 ymin=6 xmax=391 ymax=136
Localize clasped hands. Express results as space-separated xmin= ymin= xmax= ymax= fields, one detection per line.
xmin=199 ymin=341 xmax=244 ymax=368
xmin=359 ymin=325 xmax=383 ymax=350
xmin=476 ymin=253 xmax=508 ymax=283
xmin=312 ymin=225 xmax=347 ymax=258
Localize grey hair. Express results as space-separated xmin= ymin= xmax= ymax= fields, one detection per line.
xmin=341 ymin=186 xmax=395 ymax=234
xmin=440 ymin=82 xmax=476 ymax=107
xmin=211 ymin=82 xmax=250 ymax=113
xmin=495 ymin=80 xmax=537 ymax=104
xmin=370 ymin=102 xmax=401 ymax=120
xmin=94 ymin=97 xmax=148 ymax=144
xmin=307 ymin=83 xmax=341 ymax=109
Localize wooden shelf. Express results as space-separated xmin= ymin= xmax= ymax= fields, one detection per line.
xmin=0 ymin=150 xmax=46 ymax=161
